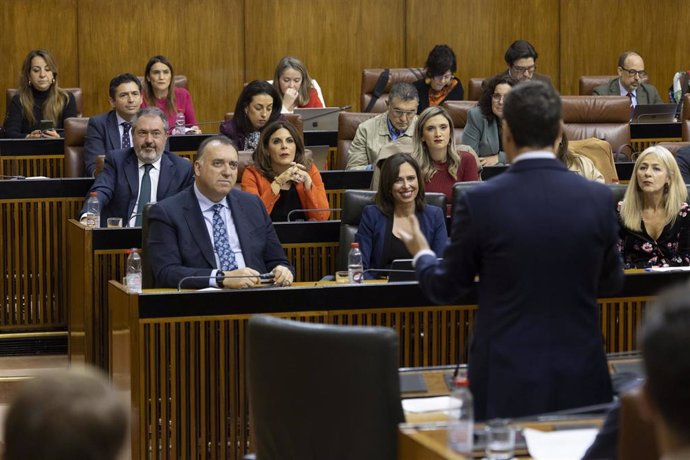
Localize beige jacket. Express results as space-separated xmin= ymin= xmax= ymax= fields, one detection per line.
xmin=345 ymin=112 xmax=416 ymax=170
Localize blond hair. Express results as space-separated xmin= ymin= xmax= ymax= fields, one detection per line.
xmin=413 ymin=106 xmax=460 ymax=182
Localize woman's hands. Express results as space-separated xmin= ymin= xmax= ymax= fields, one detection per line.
xmin=272 ymin=163 xmax=312 ymax=194
xmin=282 ymin=87 xmax=299 ymax=112
xmin=26 ymin=129 xmax=59 ymax=139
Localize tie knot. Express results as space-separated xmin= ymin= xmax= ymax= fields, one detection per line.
xmin=122 ymin=121 xmax=131 ymax=131
xmin=213 ymin=203 xmax=224 ymax=214
xmin=143 ymin=163 xmax=153 ymax=173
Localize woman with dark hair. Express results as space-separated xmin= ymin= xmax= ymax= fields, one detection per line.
xmin=141 ymin=55 xmax=200 ymax=134
xmin=220 ymin=80 xmax=282 ymax=151
xmin=413 ymin=44 xmax=464 ymax=114
xmin=241 ymin=120 xmax=329 ymax=221
xmin=461 ymin=74 xmax=517 ymax=167
xmin=4 ymin=49 xmax=78 ymax=138
xmin=272 ymin=56 xmax=325 ymax=113
xmin=355 ymin=153 xmax=447 ymax=278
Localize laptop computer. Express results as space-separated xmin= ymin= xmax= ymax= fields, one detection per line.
xmin=631 ymin=103 xmax=678 ymax=124
xmin=388 ymin=258 xmax=443 ymax=282
xmin=294 ymin=107 xmax=342 ymax=131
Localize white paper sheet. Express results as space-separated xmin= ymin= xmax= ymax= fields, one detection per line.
xmin=524 ymin=427 xmax=598 ymax=460
xmin=402 ymin=396 xmax=452 ymax=413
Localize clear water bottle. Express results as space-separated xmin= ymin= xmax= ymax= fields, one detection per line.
xmin=348 ymin=242 xmax=363 ymax=284
xmin=173 ymin=112 xmax=186 ymax=135
xmin=85 ymin=191 xmax=100 ymax=228
xmin=125 ymin=248 xmax=142 ymax=293
xmin=448 ymin=377 xmax=474 ymax=454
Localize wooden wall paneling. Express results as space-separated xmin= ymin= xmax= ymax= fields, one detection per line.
xmin=406 ymin=0 xmax=560 ymax=94
xmin=0 ymin=0 xmax=79 ymax=125
xmin=559 ymin=0 xmax=690 ymax=98
xmin=76 ymin=0 xmax=245 ymax=129
xmin=244 ymin=0 xmax=406 ymax=111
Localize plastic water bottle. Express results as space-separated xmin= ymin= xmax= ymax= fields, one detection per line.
xmin=173 ymin=112 xmax=185 ymax=135
xmin=448 ymin=377 xmax=474 ymax=454
xmin=85 ymin=191 xmax=100 ymax=228
xmin=125 ymin=248 xmax=142 ymax=293
xmin=348 ymin=242 xmax=363 ymax=284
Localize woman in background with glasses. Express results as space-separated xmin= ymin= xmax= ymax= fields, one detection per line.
xmin=413 ymin=45 xmax=464 ymax=114
xmin=462 ymin=74 xmax=517 ymax=167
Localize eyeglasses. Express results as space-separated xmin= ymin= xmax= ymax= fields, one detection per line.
xmin=491 ymin=93 xmax=506 ymax=103
xmin=432 ymin=72 xmax=453 ymax=82
xmin=135 ymin=130 xmax=164 ymax=139
xmin=391 ymin=108 xmax=417 ymax=119
xmin=511 ymin=64 xmax=536 ymax=75
xmin=620 ymin=67 xmax=648 ymax=79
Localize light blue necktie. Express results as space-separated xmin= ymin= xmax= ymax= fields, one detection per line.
xmin=212 ymin=203 xmax=237 ymax=271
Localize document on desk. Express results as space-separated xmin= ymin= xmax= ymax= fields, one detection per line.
xmin=523 ymin=427 xmax=598 ymax=460
xmin=645 ymin=266 xmax=690 ymax=272
xmin=402 ymin=396 xmax=451 ymax=413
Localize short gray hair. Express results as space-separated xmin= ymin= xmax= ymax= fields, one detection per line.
xmin=388 ymin=82 xmax=419 ymax=102
xmin=132 ymin=106 xmax=169 ymax=132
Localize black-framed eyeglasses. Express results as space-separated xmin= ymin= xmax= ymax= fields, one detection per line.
xmin=511 ymin=64 xmax=536 ymax=75
xmin=620 ymin=67 xmax=648 ymax=79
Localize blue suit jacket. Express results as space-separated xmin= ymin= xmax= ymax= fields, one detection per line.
xmin=356 ymin=204 xmax=447 ymax=278
xmin=79 ymin=148 xmax=194 ymax=225
xmin=415 ymin=157 xmax=624 ymax=420
xmin=84 ymin=111 xmax=122 ymax=176
xmin=147 ymin=186 xmax=294 ymax=289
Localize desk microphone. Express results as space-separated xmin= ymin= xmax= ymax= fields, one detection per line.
xmin=286 ymin=207 xmax=341 ymax=221
xmin=177 ymin=273 xmax=275 ymax=291
xmin=298 ymin=105 xmax=352 ymax=123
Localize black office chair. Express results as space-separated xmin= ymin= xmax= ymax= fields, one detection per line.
xmin=246 ymin=315 xmax=404 ymax=460
xmin=141 ymin=203 xmax=156 ymax=289
xmin=336 ymin=190 xmax=447 ymax=271
xmin=450 ymin=181 xmax=482 ymax=220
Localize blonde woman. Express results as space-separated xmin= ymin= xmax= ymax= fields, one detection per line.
xmin=618 ymin=146 xmax=690 ymax=268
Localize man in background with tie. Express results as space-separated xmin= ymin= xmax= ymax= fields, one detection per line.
xmin=593 ymin=51 xmax=663 ymax=106
xmin=83 ymin=73 xmax=143 ymax=176
xmin=79 ymin=107 xmax=193 ymax=227
xmin=147 ymin=135 xmax=294 ymax=289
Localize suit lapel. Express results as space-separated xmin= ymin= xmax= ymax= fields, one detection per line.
xmin=124 ymin=151 xmax=139 ymax=217
xmin=107 ymin=111 xmax=121 ymax=150
xmin=227 ymin=191 xmax=250 ymax=253
xmin=182 ymin=187 xmax=217 ymax=268
xmin=156 ymin=153 xmax=173 ymax=199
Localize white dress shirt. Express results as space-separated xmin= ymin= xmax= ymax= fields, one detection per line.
xmin=128 ymin=157 xmax=162 ymax=227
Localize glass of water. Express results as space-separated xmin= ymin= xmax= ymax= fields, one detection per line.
xmin=485 ymin=419 xmax=515 ymax=460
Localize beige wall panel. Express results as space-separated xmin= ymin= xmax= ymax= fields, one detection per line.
xmin=77 ymin=0 xmax=244 ymax=125
xmin=406 ymin=0 xmax=560 ymax=93
xmin=0 ymin=0 xmax=78 ymax=120
xmin=244 ymin=0 xmax=405 ymax=110
xmin=560 ymin=0 xmax=690 ymax=98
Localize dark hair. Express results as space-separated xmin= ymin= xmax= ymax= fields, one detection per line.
xmin=504 ymin=40 xmax=538 ymax=66
xmin=642 ymin=284 xmax=690 ymax=443
xmin=388 ymin=82 xmax=419 ymax=103
xmin=132 ymin=106 xmax=169 ymax=132
xmin=478 ymin=74 xmax=517 ymax=123
xmin=503 ymin=80 xmax=561 ymax=149
xmin=196 ymin=135 xmax=237 ymax=163
xmin=233 ymin=80 xmax=282 ymax=135
xmin=18 ymin=49 xmax=70 ymax=126
xmin=618 ymin=51 xmax=641 ymax=68
xmin=3 ymin=367 xmax=128 ymax=460
xmin=144 ymin=55 xmax=176 ymax=114
xmin=108 ymin=73 xmax=142 ymax=99
xmin=375 ymin=153 xmax=425 ymax=216
xmin=253 ymin=121 xmax=310 ymax=180
xmin=424 ymin=45 xmax=457 ymax=78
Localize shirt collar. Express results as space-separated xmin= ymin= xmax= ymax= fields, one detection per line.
xmin=511 ymin=150 xmax=556 ymax=163
xmin=137 ymin=156 xmax=162 ymax=170
xmin=386 ymin=116 xmax=406 ymax=139
xmin=115 ymin=112 xmax=133 ymax=127
xmin=194 ymin=182 xmax=227 ymax=211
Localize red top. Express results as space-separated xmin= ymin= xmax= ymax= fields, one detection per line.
xmin=425 ymin=150 xmax=480 ymax=207
xmin=299 ymin=87 xmax=324 ymax=108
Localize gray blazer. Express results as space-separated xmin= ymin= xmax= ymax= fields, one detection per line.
xmin=461 ymin=106 xmax=507 ymax=164
xmin=592 ymin=79 xmax=663 ymax=104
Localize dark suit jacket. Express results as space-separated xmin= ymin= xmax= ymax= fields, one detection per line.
xmin=415 ymin=157 xmax=624 ymax=420
xmin=79 ymin=148 xmax=194 ymax=225
xmin=84 ymin=110 xmax=122 ymax=176
xmin=593 ymin=79 xmax=663 ymax=104
xmin=147 ymin=186 xmax=293 ymax=288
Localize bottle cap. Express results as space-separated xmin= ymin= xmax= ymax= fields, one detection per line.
xmin=89 ymin=191 xmax=97 ymax=196
xmin=351 ymin=242 xmax=359 ymax=248
xmin=452 ymin=376 xmax=469 ymax=388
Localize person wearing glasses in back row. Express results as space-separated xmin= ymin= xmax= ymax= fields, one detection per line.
xmin=502 ymin=40 xmax=553 ymax=85
xmin=593 ymin=51 xmax=663 ymax=106
xmin=346 ymin=82 xmax=419 ymax=170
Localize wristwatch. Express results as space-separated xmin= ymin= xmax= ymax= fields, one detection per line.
xmin=216 ymin=271 xmax=225 ymax=287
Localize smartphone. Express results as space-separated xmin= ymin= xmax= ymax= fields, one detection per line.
xmin=39 ymin=119 xmax=54 ymax=131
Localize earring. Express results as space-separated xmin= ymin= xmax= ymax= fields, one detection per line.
xmin=664 ymin=183 xmax=670 ymax=193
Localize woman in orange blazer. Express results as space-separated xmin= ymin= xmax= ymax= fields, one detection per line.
xmin=241 ymin=121 xmax=330 ymax=221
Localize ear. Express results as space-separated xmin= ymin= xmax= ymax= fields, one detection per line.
xmin=109 ymin=97 xmax=116 ymax=109
xmin=617 ymin=66 xmax=624 ymax=78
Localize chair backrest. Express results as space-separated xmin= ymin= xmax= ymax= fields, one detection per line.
xmin=360 ymin=68 xmax=424 ymax=113
xmin=336 ymin=112 xmax=377 ymax=170
xmin=337 ymin=190 xmax=446 ymax=271
xmin=607 ymin=183 xmax=628 ymax=208
xmin=579 ymin=75 xmax=618 ymax=95
xmin=136 ymin=75 xmax=188 ymax=90
xmin=561 ymin=96 xmax=631 ymax=152
xmin=247 ymin=314 xmax=403 ymax=460
xmin=568 ymin=137 xmax=618 ymax=183
xmin=682 ymin=93 xmax=690 ymax=141
xmin=6 ymin=87 xmax=83 ymax=117
xmin=223 ymin=112 xmax=304 ymax=141
xmin=236 ymin=149 xmax=256 ymax=187
xmin=63 ymin=116 xmax=89 ymax=177
xmin=467 ymin=77 xmax=485 ymax=101
xmin=442 ymin=100 xmax=478 ymax=143
xmin=450 ymin=181 xmax=482 ymax=218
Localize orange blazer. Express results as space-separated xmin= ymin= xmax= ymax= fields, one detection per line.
xmin=241 ymin=164 xmax=330 ymax=221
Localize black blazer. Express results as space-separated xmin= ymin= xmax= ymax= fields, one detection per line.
xmin=84 ymin=110 xmax=122 ymax=176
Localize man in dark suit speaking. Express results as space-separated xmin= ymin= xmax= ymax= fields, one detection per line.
xmin=79 ymin=107 xmax=193 ymax=227
xmin=147 ymin=135 xmax=294 ymax=289
xmin=400 ymin=81 xmax=624 ymax=420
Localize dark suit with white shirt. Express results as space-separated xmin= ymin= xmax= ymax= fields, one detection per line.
xmin=84 ymin=111 xmax=125 ymax=176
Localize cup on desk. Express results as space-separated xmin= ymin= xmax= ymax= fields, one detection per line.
xmin=335 ymin=271 xmax=349 ymax=283
xmin=485 ymin=419 xmax=515 ymax=460
xmin=107 ymin=217 xmax=123 ymax=228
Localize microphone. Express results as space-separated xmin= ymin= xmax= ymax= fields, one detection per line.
xmin=286 ymin=207 xmax=341 ymax=221
xmin=298 ymin=105 xmax=352 ymax=123
xmin=177 ymin=272 xmax=275 ymax=291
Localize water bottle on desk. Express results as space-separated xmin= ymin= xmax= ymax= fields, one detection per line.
xmin=173 ymin=112 xmax=186 ymax=135
xmin=448 ymin=377 xmax=473 ymax=454
xmin=125 ymin=248 xmax=142 ymax=293
xmin=347 ymin=242 xmax=363 ymax=284
xmin=85 ymin=191 xmax=100 ymax=228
